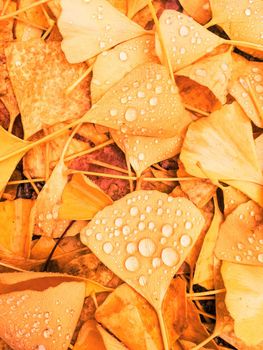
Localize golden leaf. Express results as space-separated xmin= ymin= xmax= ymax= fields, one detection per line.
xmin=127 ymin=0 xmax=148 ymax=18
xmin=180 ymin=102 xmax=263 ymax=205
xmin=91 ymin=34 xmax=158 ymax=103
xmin=222 ymin=186 xmax=249 ymax=216
xmin=58 ymin=0 xmax=146 ymax=63
xmin=59 ymin=173 xmax=113 ymax=220
xmin=229 ymin=55 xmax=263 ymax=127
xmin=108 ymin=0 xmax=127 ymax=14
xmin=30 ymin=159 xmax=70 ymax=238
xmin=112 ymin=131 xmax=185 ymax=177
xmin=85 ymin=63 xmax=190 ymax=138
xmin=156 ymin=9 xmax=224 ymax=72
xmin=81 ymin=190 xmax=204 ymax=310
xmin=178 ymin=0 xmax=211 ymax=24
xmin=5 ymin=40 xmax=91 ymax=139
xmin=0 ymin=272 xmax=86 ymax=350
xmin=73 ymin=320 xmax=107 ymax=350
xmin=176 ymin=50 xmax=233 ymax=104
xmin=0 ymin=127 xmax=29 ymax=195
xmin=209 ymin=0 xmax=263 ymax=58
xmin=97 ymin=325 xmax=128 ymax=350
xmin=0 ymin=199 xmax=34 ymax=258
xmin=30 ymin=236 xmax=64 ymax=259
xmin=193 ymin=196 xmax=223 ymax=289
xmin=255 ymin=134 xmax=263 ymax=171
xmin=221 ymin=261 xmax=263 ymax=346
xmin=215 ymin=200 xmax=263 ymax=266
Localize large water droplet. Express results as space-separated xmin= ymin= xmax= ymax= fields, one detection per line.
xmin=162 ymin=224 xmax=173 ymax=237
xmin=125 ymin=256 xmax=139 ymax=271
xmin=161 ymin=248 xmax=179 ymax=267
xmin=180 ymin=234 xmax=192 ymax=247
xmin=138 ymin=238 xmax=156 ymax=257
xmin=103 ymin=242 xmax=113 ymax=254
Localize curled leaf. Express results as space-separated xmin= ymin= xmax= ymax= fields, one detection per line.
xmin=85 ymin=63 xmax=190 ymax=138
xmin=58 ymin=0 xmax=146 ymax=63
xmin=91 ymin=34 xmax=158 ymax=103
xmin=156 ymin=9 xmax=223 ymax=72
xmin=215 ymin=200 xmax=263 ymax=266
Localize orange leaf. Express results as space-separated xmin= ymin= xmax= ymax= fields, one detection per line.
xmin=59 ymin=173 xmax=113 ymax=220
xmin=179 ymin=0 xmax=211 ymax=25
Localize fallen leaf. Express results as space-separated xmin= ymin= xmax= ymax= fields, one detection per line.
xmin=221 ymin=261 xmax=263 ymax=346
xmin=97 ymin=324 xmax=128 ymax=349
xmin=156 ymin=9 xmax=224 ymax=72
xmin=180 ymin=102 xmax=263 ymax=205
xmin=30 ymin=236 xmax=64 ymax=260
xmin=108 ymin=0 xmax=127 ymax=14
xmin=0 ymin=127 xmax=29 ymax=195
xmin=81 ymin=190 xmax=205 ymax=312
xmin=5 ymin=40 xmax=91 ymax=139
xmin=193 ymin=196 xmax=223 ymax=289
xmin=30 ymin=158 xmax=70 ymax=238
xmin=209 ymin=0 xmax=263 ymax=58
xmin=59 ymin=173 xmax=113 ymax=220
xmin=91 ymin=34 xmax=158 ymax=103
xmin=112 ymin=131 xmax=185 ymax=177
xmin=215 ymin=200 xmax=263 ymax=266
xmin=222 ymin=186 xmax=249 ymax=216
xmin=179 ymin=0 xmax=211 ymax=25
xmin=0 ymin=272 xmax=86 ymax=350
xmin=58 ymin=0 xmax=146 ymax=63
xmin=0 ymin=0 xmax=15 ymax=42
xmin=127 ymin=0 xmax=148 ymax=18
xmin=85 ymin=63 xmax=190 ymax=138
xmin=73 ymin=320 xmax=107 ymax=350
xmin=255 ymin=134 xmax=263 ymax=171
xmin=176 ymin=50 xmax=233 ymax=104
xmin=0 ymin=199 xmax=34 ymax=258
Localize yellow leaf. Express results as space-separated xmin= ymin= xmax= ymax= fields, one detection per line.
xmin=112 ymin=130 xmax=185 ymax=177
xmin=91 ymin=34 xmax=158 ymax=103
xmin=222 ymin=186 xmax=249 ymax=216
xmin=58 ymin=0 xmax=146 ymax=63
xmin=0 ymin=127 xmax=29 ymax=195
xmin=193 ymin=196 xmax=223 ymax=289
xmin=59 ymin=173 xmax=113 ymax=220
xmin=179 ymin=0 xmax=211 ymax=25
xmin=0 ymin=272 xmax=86 ymax=350
xmin=30 ymin=159 xmax=70 ymax=238
xmin=256 ymin=134 xmax=263 ymax=171
xmin=81 ymin=190 xmax=205 ymax=311
xmin=30 ymin=236 xmax=64 ymax=259
xmin=209 ymin=0 xmax=263 ymax=59
xmin=97 ymin=325 xmax=128 ymax=350
xmin=229 ymin=55 xmax=263 ymax=128
xmin=5 ymin=40 xmax=91 ymax=139
xmin=221 ymin=261 xmax=263 ymax=346
xmin=215 ymin=200 xmax=263 ymax=266
xmin=108 ymin=0 xmax=127 ymax=14
xmin=180 ymin=102 xmax=263 ymax=205
xmin=176 ymin=50 xmax=233 ymax=104
xmin=74 ymin=320 xmax=107 ymax=350
xmin=156 ymin=9 xmax=224 ymax=72
xmin=85 ymin=63 xmax=190 ymax=138
xmin=127 ymin=0 xmax=148 ymax=18
xmin=0 ymin=199 xmax=34 ymax=258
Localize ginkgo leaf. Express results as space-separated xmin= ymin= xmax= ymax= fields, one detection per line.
xmin=112 ymin=130 xmax=185 ymax=177
xmin=0 ymin=199 xmax=34 ymax=258
xmin=81 ymin=190 xmax=205 ymax=311
xmin=59 ymin=173 xmax=113 ymax=220
xmin=179 ymin=0 xmax=211 ymax=24
xmin=58 ymin=0 xmax=146 ymax=64
xmin=0 ymin=272 xmax=86 ymax=350
xmin=127 ymin=0 xmax=148 ymax=18
xmin=215 ymin=200 xmax=263 ymax=266
xmin=5 ymin=40 xmax=91 ymax=139
xmin=97 ymin=325 xmax=128 ymax=350
xmin=30 ymin=159 xmax=70 ymax=238
xmin=180 ymin=102 xmax=263 ymax=205
xmin=176 ymin=50 xmax=233 ymax=104
xmin=193 ymin=196 xmax=223 ymax=289
xmin=256 ymin=134 xmax=263 ymax=171
xmin=73 ymin=320 xmax=107 ymax=350
xmin=221 ymin=261 xmax=263 ymax=346
xmin=156 ymin=10 xmax=224 ymax=72
xmin=229 ymin=55 xmax=263 ymax=127
xmin=91 ymin=34 xmax=158 ymax=103
xmin=30 ymin=236 xmax=64 ymax=260
xmin=108 ymin=0 xmax=127 ymax=14
xmin=85 ymin=63 xmax=190 ymax=138
xmin=209 ymin=0 xmax=263 ymax=59
xmin=0 ymin=127 xmax=29 ymax=195
xmin=222 ymin=186 xmax=249 ymax=216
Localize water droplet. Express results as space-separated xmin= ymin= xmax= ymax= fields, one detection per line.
xmin=235 ymin=255 xmax=242 ymax=262
xmin=138 ymin=238 xmax=156 ymax=257
xmin=180 ymin=235 xmax=192 ymax=247
xmin=184 ymin=221 xmax=192 ymax=230
xmin=103 ymin=242 xmax=113 ymax=254
xmin=43 ymin=328 xmax=54 ymax=338
xmin=256 ymin=84 xmax=263 ymax=93
xmin=115 ymin=218 xmax=123 ymax=227
xmin=119 ymin=51 xmax=128 ymax=61
xmin=195 ymin=68 xmax=207 ymax=77
xmin=161 ymin=248 xmax=179 ymax=267
xmin=126 ymin=242 xmax=137 ymax=254
xmin=125 ymin=108 xmax=137 ymax=122
xmin=37 ymin=345 xmax=46 ymax=350
xmin=162 ymin=224 xmax=173 ymax=237
xmin=152 ymin=257 xmax=161 ymax=268
xmin=176 ymin=209 xmax=182 ymax=216
xmin=146 ymin=206 xmax=152 ymax=213
xmin=15 ymin=60 xmax=22 ymax=67
xmin=155 ymin=86 xmax=163 ymax=94
xmin=257 ymin=254 xmax=263 ymax=263
xmin=245 ymin=8 xmax=251 ymax=16
xmin=237 ymin=243 xmax=244 ymax=250
xmin=96 ymin=233 xmax=102 ymax=241
xmin=221 ymin=63 xmax=228 ymax=72
xmin=248 ymin=236 xmax=254 ymax=244
xmin=130 ymin=206 xmax=139 ymax=216
xmin=138 ymin=275 xmax=147 ymax=286
xmin=254 ymin=74 xmax=262 ymax=82
xmin=137 ymin=91 xmax=145 ymax=98
xmin=125 ymin=256 xmax=139 ymax=271
xmin=148 ymin=222 xmax=155 ymax=230
xmin=149 ymin=97 xmax=158 ymax=106
xmin=44 ymin=312 xmax=50 ymax=318
xmin=138 ymin=222 xmax=145 ymax=231
xmin=110 ymin=108 xmax=118 ymax=117
xmin=122 ymin=225 xmax=130 ymax=235
xmin=138 ymin=153 xmax=145 ymax=161
xmin=99 ymin=41 xmax=106 ymax=49
xmin=179 ymin=25 xmax=189 ymax=37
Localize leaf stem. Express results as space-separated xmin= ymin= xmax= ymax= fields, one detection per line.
xmin=157 ymin=309 xmax=170 ymax=350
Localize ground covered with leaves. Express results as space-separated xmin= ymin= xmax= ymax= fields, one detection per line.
xmin=0 ymin=0 xmax=262 ymax=350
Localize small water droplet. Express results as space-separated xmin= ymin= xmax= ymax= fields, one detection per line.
xmin=161 ymin=248 xmax=179 ymax=266
xmin=152 ymin=257 xmax=161 ymax=268
xmin=119 ymin=51 xmax=128 ymax=61
xmin=138 ymin=275 xmax=147 ymax=286
xmin=126 ymin=242 xmax=137 ymax=254
xmin=115 ymin=218 xmax=123 ymax=227
xmin=125 ymin=108 xmax=137 ymax=122
xmin=257 ymin=254 xmax=263 ymax=263
xmin=130 ymin=206 xmax=139 ymax=216
xmin=180 ymin=234 xmax=192 ymax=247
xmin=138 ymin=238 xmax=156 ymax=257
xmin=103 ymin=242 xmax=113 ymax=254
xmin=96 ymin=233 xmax=102 ymax=241
xmin=137 ymin=91 xmax=145 ymax=98
xmin=110 ymin=108 xmax=118 ymax=117
xmin=125 ymin=256 xmax=139 ymax=271
xmin=43 ymin=328 xmax=54 ymax=339
xmin=184 ymin=221 xmax=192 ymax=230
xmin=195 ymin=68 xmax=207 ymax=77
xmin=245 ymin=8 xmax=251 ymax=16
xmin=162 ymin=224 xmax=173 ymax=237
xmin=256 ymin=84 xmax=263 ymax=93
xmin=179 ymin=25 xmax=189 ymax=37
xmin=235 ymin=255 xmax=242 ymax=262
xmin=138 ymin=153 xmax=145 ymax=161
xmin=176 ymin=209 xmax=182 ymax=216
xmin=122 ymin=225 xmax=130 ymax=235
xmin=149 ymin=97 xmax=158 ymax=106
